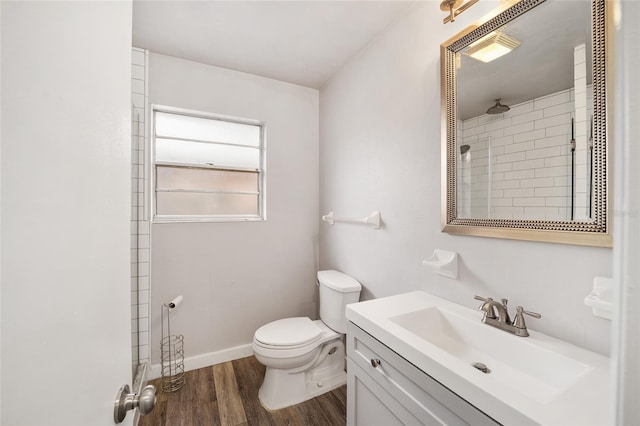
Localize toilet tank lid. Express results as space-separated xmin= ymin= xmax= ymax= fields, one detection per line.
xmin=317 ymin=270 xmax=362 ymax=292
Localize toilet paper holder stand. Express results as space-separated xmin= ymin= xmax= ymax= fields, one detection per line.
xmin=160 ymin=295 xmax=185 ymax=392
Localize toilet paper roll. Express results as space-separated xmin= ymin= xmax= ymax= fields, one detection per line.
xmin=168 ymin=295 xmax=183 ymax=311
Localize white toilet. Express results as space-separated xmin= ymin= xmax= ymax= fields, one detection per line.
xmin=252 ymin=270 xmax=362 ymax=410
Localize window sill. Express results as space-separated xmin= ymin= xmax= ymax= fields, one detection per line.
xmin=153 ymin=215 xmax=265 ymax=224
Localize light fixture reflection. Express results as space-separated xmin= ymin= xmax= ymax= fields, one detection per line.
xmin=463 ymin=32 xmax=521 ymax=63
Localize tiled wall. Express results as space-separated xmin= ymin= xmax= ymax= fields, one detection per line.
xmin=131 ymin=47 xmax=150 ymax=369
xmin=458 ymin=86 xmax=593 ymax=220
xmin=573 ymin=44 xmax=590 ymax=221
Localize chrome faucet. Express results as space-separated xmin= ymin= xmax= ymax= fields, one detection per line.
xmin=474 ymin=295 xmax=541 ymax=337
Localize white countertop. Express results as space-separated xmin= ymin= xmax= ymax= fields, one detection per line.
xmin=346 ymin=291 xmax=611 ymax=425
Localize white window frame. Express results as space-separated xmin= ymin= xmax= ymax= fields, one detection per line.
xmin=149 ymin=105 xmax=266 ymax=223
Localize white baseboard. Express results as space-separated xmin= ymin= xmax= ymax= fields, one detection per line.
xmin=149 ymin=343 xmax=254 ymax=380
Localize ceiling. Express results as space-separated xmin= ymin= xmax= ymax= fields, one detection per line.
xmin=457 ymin=0 xmax=592 ymax=120
xmin=133 ymin=0 xmax=594 ymax=111
xmin=133 ymin=0 xmax=415 ymax=89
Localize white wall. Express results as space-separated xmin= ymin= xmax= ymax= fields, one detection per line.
xmin=320 ymin=1 xmax=612 ymax=355
xmin=148 ymin=53 xmax=319 ymax=366
xmin=1 ymin=1 xmax=133 ymax=424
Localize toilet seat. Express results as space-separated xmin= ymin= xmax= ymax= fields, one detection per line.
xmin=253 ymin=319 xmax=341 ymax=362
xmin=254 ymin=317 xmax=322 ymax=349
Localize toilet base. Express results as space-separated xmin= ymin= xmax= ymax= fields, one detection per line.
xmin=258 ymin=340 xmax=346 ymax=410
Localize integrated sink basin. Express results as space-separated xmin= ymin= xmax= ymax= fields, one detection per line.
xmin=389 ymin=307 xmax=591 ymax=404
xmin=346 ymin=291 xmax=610 ymax=425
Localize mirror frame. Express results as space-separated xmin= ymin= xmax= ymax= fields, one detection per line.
xmin=440 ymin=0 xmax=612 ymax=247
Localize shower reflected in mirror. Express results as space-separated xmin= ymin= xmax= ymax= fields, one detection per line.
xmin=486 ymin=99 xmax=510 ymax=114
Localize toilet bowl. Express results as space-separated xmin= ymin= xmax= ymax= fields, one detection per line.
xmin=252 ymin=270 xmax=362 ymax=410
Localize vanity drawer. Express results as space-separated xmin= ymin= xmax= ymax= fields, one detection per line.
xmin=347 ymin=322 xmax=499 ymax=426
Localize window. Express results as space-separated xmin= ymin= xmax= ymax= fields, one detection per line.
xmin=152 ymin=106 xmax=265 ymax=222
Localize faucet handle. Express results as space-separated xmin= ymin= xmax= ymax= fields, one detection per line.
xmin=474 ymin=295 xmax=497 ymax=319
xmin=513 ymin=306 xmax=541 ymax=332
xmin=474 ymin=295 xmax=493 ymax=307
xmin=519 ymin=306 xmax=541 ymax=319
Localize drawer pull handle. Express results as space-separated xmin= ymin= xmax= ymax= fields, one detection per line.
xmin=370 ymin=358 xmax=381 ymax=368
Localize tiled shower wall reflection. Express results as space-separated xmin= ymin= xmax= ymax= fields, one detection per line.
xmin=458 ymin=86 xmax=593 ymax=220
xmin=131 ymin=47 xmax=150 ymax=368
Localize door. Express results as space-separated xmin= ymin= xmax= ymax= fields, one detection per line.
xmin=612 ymin=1 xmax=640 ymax=423
xmin=1 ymin=1 xmax=135 ymax=424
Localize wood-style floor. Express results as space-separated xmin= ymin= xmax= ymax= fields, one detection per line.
xmin=140 ymin=356 xmax=347 ymax=426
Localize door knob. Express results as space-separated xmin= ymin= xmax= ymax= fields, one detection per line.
xmin=114 ymin=384 xmax=156 ymax=423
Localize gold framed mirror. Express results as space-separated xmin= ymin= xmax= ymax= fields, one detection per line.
xmin=441 ymin=0 xmax=612 ymax=247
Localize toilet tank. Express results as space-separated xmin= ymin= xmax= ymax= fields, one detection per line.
xmin=317 ymin=270 xmax=362 ymax=333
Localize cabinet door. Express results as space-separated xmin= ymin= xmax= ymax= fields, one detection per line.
xmin=348 ymin=360 xmax=424 ymax=426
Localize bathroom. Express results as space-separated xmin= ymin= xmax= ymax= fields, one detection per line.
xmin=1 ymin=0 xmax=639 ymax=425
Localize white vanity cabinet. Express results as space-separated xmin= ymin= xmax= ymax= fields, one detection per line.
xmin=346 ymin=321 xmax=499 ymax=426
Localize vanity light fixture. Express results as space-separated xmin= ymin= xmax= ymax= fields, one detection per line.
xmin=441 ymin=0 xmax=480 ymax=24
xmin=463 ymin=31 xmax=521 ymax=63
